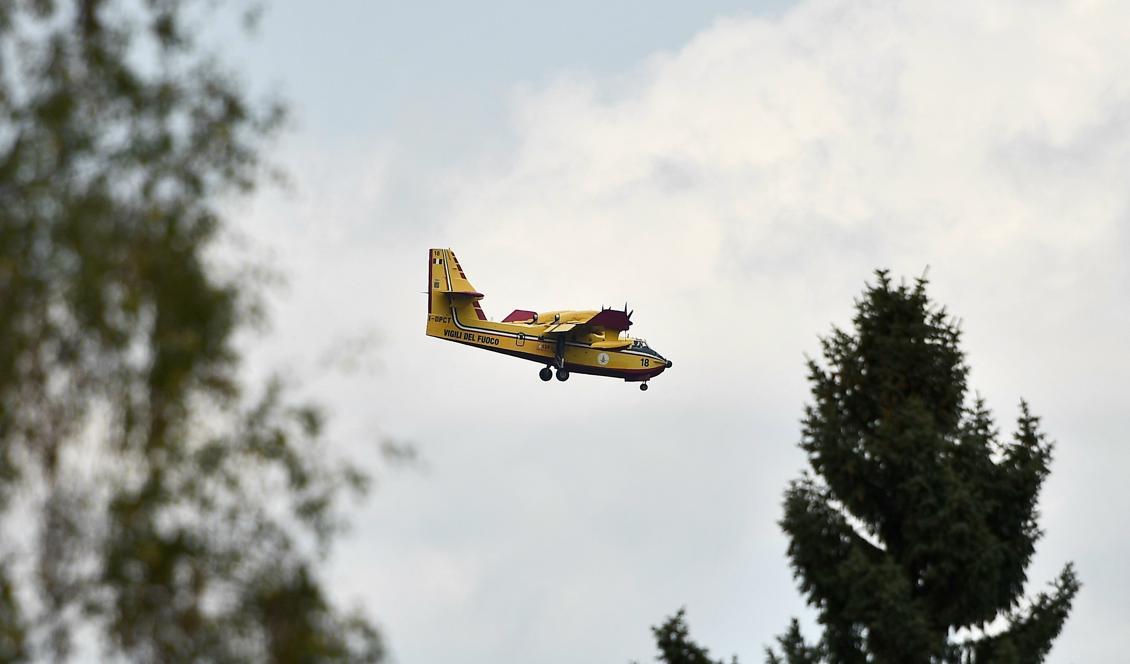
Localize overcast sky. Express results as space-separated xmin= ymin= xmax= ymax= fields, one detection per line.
xmin=224 ymin=1 xmax=1130 ymax=661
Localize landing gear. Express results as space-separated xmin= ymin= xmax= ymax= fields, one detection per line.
xmin=549 ymin=335 xmax=570 ymax=382
xmin=540 ymin=366 xmax=570 ymax=382
xmin=639 ymin=383 xmax=649 ymax=391
xmin=553 ymin=336 xmax=567 ymax=368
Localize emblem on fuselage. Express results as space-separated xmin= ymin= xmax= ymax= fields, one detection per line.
xmin=597 ymin=352 xmax=610 ymax=366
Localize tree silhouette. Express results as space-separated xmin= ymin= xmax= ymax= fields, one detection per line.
xmin=1 ymin=1 xmax=380 ymax=660
xmin=639 ymin=609 xmax=735 ymax=664
xmin=769 ymin=272 xmax=1078 ymax=663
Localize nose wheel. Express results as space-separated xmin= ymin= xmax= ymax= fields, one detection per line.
xmin=639 ymin=382 xmax=649 ymax=391
xmin=539 ymin=366 xmax=552 ymax=381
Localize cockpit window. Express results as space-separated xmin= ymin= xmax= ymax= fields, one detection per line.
xmin=631 ymin=339 xmax=658 ymax=355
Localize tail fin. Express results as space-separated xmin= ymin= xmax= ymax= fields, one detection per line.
xmin=427 ymin=248 xmax=488 ymax=327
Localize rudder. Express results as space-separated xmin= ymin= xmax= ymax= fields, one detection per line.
xmin=426 ymin=249 xmax=487 ymax=337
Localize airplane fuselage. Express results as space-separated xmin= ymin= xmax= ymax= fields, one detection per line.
xmin=426 ymin=309 xmax=670 ymax=382
xmin=425 ymin=248 xmax=671 ymax=388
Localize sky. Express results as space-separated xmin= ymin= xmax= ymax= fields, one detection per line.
xmin=221 ymin=1 xmax=1130 ymax=661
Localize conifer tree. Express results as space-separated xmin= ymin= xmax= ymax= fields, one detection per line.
xmin=768 ymin=272 xmax=1078 ymax=663
xmin=640 ymin=609 xmax=735 ymax=664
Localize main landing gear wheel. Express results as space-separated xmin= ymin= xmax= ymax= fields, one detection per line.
xmin=539 ymin=367 xmax=553 ymax=381
xmin=555 ymin=368 xmax=570 ymax=382
xmin=639 ymin=383 xmax=649 ymax=391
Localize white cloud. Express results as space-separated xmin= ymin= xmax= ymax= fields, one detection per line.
xmin=239 ymin=1 xmax=1130 ymax=661
xmin=453 ymin=0 xmax=1130 ymax=279
xmin=443 ymin=0 xmax=1130 ymax=452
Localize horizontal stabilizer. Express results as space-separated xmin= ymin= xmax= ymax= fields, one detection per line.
xmin=443 ymin=290 xmax=484 ymax=300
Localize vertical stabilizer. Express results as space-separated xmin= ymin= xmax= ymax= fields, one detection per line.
xmin=427 ymin=249 xmax=487 ymax=336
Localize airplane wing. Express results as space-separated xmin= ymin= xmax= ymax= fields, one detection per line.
xmin=541 ymin=308 xmax=632 ymax=343
xmin=591 ymin=339 xmax=632 ymax=350
xmin=543 ymin=322 xmax=578 ymax=335
xmin=585 ymin=308 xmax=632 ymax=332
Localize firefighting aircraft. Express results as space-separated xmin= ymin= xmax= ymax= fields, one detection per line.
xmin=425 ymin=248 xmax=672 ymax=390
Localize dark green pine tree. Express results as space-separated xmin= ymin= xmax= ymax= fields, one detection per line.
xmin=639 ymin=609 xmax=736 ymax=664
xmin=768 ymin=272 xmax=1079 ymax=663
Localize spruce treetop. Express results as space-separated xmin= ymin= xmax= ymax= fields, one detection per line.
xmin=771 ymin=271 xmax=1078 ymax=663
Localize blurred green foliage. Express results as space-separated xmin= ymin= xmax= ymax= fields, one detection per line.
xmin=0 ymin=0 xmax=381 ymax=660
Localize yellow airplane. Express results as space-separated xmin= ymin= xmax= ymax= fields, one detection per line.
xmin=425 ymin=248 xmax=672 ymax=390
